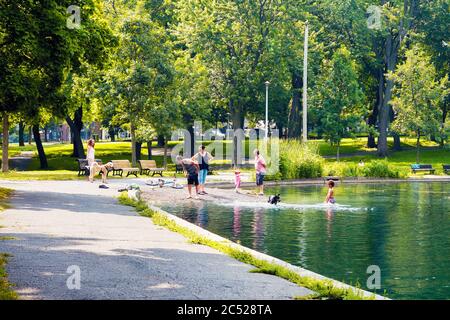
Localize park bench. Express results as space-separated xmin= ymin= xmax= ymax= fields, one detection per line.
xmin=76 ymin=159 xmax=103 ymax=176
xmin=443 ymin=165 xmax=450 ymax=175
xmin=111 ymin=160 xmax=140 ymax=177
xmin=138 ymin=160 xmax=165 ymax=176
xmin=410 ymin=164 xmax=435 ymax=174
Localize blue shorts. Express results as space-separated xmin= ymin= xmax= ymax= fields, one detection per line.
xmin=198 ymin=169 xmax=208 ymax=184
xmin=256 ymin=173 xmax=265 ymax=186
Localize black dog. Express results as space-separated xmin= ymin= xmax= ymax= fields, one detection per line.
xmin=268 ymin=194 xmax=281 ymax=205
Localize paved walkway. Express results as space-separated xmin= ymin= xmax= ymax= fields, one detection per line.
xmin=0 ymin=180 xmax=312 ymax=300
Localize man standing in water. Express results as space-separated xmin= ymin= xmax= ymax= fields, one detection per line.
xmin=176 ymin=155 xmax=200 ymax=199
xmin=254 ymin=149 xmax=266 ymax=196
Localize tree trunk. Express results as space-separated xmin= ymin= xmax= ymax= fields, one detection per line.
xmin=231 ymin=103 xmax=244 ymax=166
xmin=157 ymin=134 xmax=165 ymax=147
xmin=163 ymin=140 xmax=168 ymax=168
xmin=392 ymin=132 xmax=402 ymax=151
xmin=130 ymin=122 xmax=136 ymax=166
xmin=186 ymin=124 xmax=195 ymax=157
xmin=108 ymin=127 xmax=116 ymax=142
xmin=44 ymin=126 xmax=48 ymax=142
xmin=66 ymin=107 xmax=84 ymax=158
xmin=28 ymin=126 xmax=32 ymax=144
xmin=288 ymin=71 xmax=302 ymax=138
xmin=33 ymin=125 xmax=48 ymax=169
xmin=19 ymin=121 xmax=25 ymax=147
xmin=368 ymin=66 xmax=383 ymax=148
xmin=147 ymin=141 xmax=152 ymax=160
xmin=416 ymin=130 xmax=420 ymax=164
xmin=135 ymin=141 xmax=142 ymax=161
xmin=1 ymin=113 xmax=9 ymax=172
xmin=336 ymin=143 xmax=340 ymax=162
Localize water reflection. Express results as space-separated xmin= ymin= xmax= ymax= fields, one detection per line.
xmin=163 ymin=182 xmax=450 ymax=299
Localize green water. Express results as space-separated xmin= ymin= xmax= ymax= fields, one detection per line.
xmin=162 ymin=182 xmax=450 ymax=299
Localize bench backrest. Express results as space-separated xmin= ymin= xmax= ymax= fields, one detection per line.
xmin=411 ymin=164 xmax=433 ymax=169
xmin=443 ymin=165 xmax=450 ymax=169
xmin=112 ymin=160 xmax=132 ymax=169
xmin=139 ymin=160 xmax=157 ymax=169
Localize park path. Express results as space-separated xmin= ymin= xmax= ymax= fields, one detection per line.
xmin=0 ymin=180 xmax=312 ymax=300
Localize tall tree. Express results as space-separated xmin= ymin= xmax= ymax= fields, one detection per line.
xmin=312 ymin=46 xmax=366 ymax=160
xmin=388 ymin=46 xmax=449 ymax=163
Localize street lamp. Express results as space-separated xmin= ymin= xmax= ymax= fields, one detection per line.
xmin=265 ymin=81 xmax=270 ymax=140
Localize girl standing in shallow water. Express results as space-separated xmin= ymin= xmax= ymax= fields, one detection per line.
xmin=324 ymin=180 xmax=336 ymax=204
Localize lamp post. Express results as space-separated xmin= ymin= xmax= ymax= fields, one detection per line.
xmin=302 ymin=21 xmax=309 ymax=142
xmin=265 ymin=81 xmax=270 ymax=140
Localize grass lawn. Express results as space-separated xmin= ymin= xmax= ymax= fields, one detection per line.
xmin=2 ymin=138 xmax=449 ymax=180
xmin=0 ymin=187 xmax=18 ymax=300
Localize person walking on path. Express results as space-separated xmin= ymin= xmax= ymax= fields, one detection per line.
xmin=254 ymin=149 xmax=266 ymax=196
xmin=192 ymin=145 xmax=214 ymax=195
xmin=87 ymin=139 xmax=98 ymax=183
xmin=176 ymin=155 xmax=200 ymax=199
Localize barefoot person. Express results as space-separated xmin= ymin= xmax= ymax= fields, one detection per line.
xmin=192 ymin=145 xmax=213 ymax=195
xmin=87 ymin=139 xmax=97 ymax=183
xmin=254 ymin=149 xmax=266 ymax=196
xmin=176 ymin=155 xmax=200 ymax=199
xmin=324 ymin=180 xmax=336 ymax=204
xmin=87 ymin=139 xmax=96 ymax=166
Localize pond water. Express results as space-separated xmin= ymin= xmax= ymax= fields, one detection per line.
xmin=161 ymin=182 xmax=450 ymax=299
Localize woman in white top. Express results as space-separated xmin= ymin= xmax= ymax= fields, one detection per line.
xmin=87 ymin=139 xmax=96 ymax=166
xmin=87 ymin=139 xmax=97 ymax=182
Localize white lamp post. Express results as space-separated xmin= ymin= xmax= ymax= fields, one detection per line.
xmin=265 ymin=81 xmax=270 ymax=140
xmin=302 ymin=21 xmax=309 ymax=142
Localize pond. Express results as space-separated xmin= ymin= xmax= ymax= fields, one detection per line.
xmin=161 ymin=182 xmax=450 ymax=299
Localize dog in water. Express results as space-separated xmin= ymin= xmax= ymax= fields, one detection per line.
xmin=268 ymin=194 xmax=281 ymax=205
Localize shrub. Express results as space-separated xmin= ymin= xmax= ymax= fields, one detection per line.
xmin=362 ymin=160 xmax=401 ymax=178
xmin=279 ymin=140 xmax=324 ymax=179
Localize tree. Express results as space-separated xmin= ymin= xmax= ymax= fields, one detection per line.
xmin=312 ymin=46 xmax=366 ymax=160
xmin=103 ymin=0 xmax=175 ymax=166
xmin=388 ymin=46 xmax=449 ymax=163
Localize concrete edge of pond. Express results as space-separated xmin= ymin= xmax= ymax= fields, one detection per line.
xmin=145 ymin=201 xmax=389 ymax=301
xmin=208 ymin=177 xmax=450 ymax=189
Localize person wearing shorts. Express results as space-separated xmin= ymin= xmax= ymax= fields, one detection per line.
xmin=176 ymin=155 xmax=200 ymax=199
xmin=254 ymin=149 xmax=266 ymax=195
xmin=192 ymin=145 xmax=213 ymax=195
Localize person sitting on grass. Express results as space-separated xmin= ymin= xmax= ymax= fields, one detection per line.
xmin=176 ymin=155 xmax=200 ymax=199
xmin=89 ymin=162 xmax=113 ymax=184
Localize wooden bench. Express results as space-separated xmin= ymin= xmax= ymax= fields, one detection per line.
xmin=111 ymin=160 xmax=139 ymax=177
xmin=443 ymin=165 xmax=450 ymax=175
xmin=76 ymin=159 xmax=103 ymax=176
xmin=138 ymin=160 xmax=165 ymax=176
xmin=411 ymin=164 xmax=435 ymax=174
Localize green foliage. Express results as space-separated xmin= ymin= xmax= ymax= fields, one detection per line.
xmin=362 ymin=160 xmax=402 ymax=178
xmin=0 ymin=253 xmax=18 ymax=300
xmin=311 ymin=46 xmax=367 ymax=150
xmin=388 ymin=46 xmax=449 ymax=161
xmin=0 ymin=188 xmax=13 ymax=211
xmin=279 ymin=140 xmax=324 ymax=179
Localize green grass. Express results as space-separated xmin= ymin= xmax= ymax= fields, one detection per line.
xmin=325 ymin=146 xmax=450 ymax=177
xmin=118 ymin=193 xmax=374 ymax=300
xmin=3 ymin=138 xmax=449 ymax=180
xmin=0 ymin=188 xmax=13 ymax=211
xmin=0 ymin=253 xmax=18 ymax=300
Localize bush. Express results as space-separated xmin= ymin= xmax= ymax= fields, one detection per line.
xmin=362 ymin=160 xmax=401 ymax=178
xmin=279 ymin=140 xmax=324 ymax=179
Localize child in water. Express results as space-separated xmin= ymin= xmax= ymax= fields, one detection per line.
xmin=234 ymin=167 xmax=241 ymax=193
xmin=324 ymin=180 xmax=336 ymax=204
